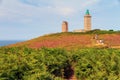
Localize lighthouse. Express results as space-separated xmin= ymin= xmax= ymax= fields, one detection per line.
xmin=84 ymin=9 xmax=92 ymax=31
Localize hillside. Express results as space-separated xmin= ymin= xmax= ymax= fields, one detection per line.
xmin=1 ymin=30 xmax=120 ymax=80
xmin=8 ymin=30 xmax=120 ymax=49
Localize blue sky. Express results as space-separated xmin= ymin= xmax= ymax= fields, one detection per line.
xmin=0 ymin=0 xmax=120 ymax=40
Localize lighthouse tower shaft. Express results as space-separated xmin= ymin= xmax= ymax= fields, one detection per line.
xmin=62 ymin=21 xmax=68 ymax=32
xmin=84 ymin=10 xmax=91 ymax=31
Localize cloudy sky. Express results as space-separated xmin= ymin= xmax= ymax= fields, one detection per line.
xmin=0 ymin=0 xmax=120 ymax=40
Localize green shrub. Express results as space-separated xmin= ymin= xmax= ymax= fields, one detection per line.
xmin=0 ymin=47 xmax=120 ymax=80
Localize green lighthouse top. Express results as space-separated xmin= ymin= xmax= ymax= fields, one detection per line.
xmin=86 ymin=9 xmax=90 ymax=15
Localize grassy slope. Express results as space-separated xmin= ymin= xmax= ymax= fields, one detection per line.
xmin=8 ymin=31 xmax=120 ymax=49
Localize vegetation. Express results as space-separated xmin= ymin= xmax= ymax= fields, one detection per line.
xmin=48 ymin=29 xmax=120 ymax=35
xmin=8 ymin=30 xmax=120 ymax=49
xmin=0 ymin=47 xmax=120 ymax=80
xmin=2 ymin=30 xmax=120 ymax=79
xmin=85 ymin=29 xmax=120 ymax=34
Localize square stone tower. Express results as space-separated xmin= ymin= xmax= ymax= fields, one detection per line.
xmin=84 ymin=10 xmax=91 ymax=31
xmin=62 ymin=21 xmax=68 ymax=32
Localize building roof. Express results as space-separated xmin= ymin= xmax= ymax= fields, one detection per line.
xmin=86 ymin=9 xmax=90 ymax=15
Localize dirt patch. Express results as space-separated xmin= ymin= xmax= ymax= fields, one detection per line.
xmin=64 ymin=65 xmax=77 ymax=80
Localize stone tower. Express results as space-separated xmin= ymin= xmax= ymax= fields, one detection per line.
xmin=84 ymin=9 xmax=91 ymax=31
xmin=62 ymin=21 xmax=68 ymax=32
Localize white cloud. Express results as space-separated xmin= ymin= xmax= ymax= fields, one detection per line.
xmin=47 ymin=6 xmax=75 ymax=16
xmin=56 ymin=7 xmax=75 ymax=16
xmin=46 ymin=0 xmax=101 ymax=16
xmin=0 ymin=0 xmax=49 ymax=23
xmin=19 ymin=0 xmax=101 ymax=16
xmin=1 ymin=0 xmax=119 ymax=23
xmin=80 ymin=0 xmax=100 ymax=8
xmin=0 ymin=0 xmax=101 ymax=23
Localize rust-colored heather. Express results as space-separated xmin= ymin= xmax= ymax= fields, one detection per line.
xmin=8 ymin=33 xmax=120 ymax=49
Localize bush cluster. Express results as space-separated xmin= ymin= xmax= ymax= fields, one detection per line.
xmin=0 ymin=47 xmax=120 ymax=80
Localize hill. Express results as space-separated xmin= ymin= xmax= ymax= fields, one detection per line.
xmin=8 ymin=30 xmax=120 ymax=49
xmin=1 ymin=30 xmax=120 ymax=80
